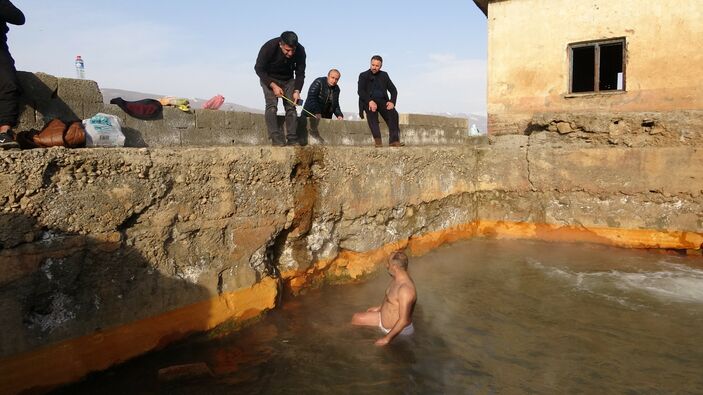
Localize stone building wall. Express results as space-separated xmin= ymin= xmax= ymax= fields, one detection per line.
xmin=484 ymin=0 xmax=703 ymax=136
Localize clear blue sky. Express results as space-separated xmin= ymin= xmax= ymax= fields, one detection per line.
xmin=9 ymin=0 xmax=488 ymax=115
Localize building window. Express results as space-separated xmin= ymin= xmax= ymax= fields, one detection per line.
xmin=569 ymin=38 xmax=625 ymax=93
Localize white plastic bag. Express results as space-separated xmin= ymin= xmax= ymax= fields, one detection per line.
xmin=83 ymin=113 xmax=125 ymax=147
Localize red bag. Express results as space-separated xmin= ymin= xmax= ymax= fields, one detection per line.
xmin=110 ymin=97 xmax=163 ymax=120
xmin=203 ymin=94 xmax=225 ymax=110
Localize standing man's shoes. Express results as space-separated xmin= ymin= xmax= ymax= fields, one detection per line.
xmin=389 ymin=141 xmax=405 ymax=147
xmin=271 ymin=134 xmax=286 ymax=146
xmin=374 ymin=138 xmax=383 ymax=148
xmin=0 ymin=131 xmax=19 ymax=149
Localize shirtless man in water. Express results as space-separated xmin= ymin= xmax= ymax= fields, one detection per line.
xmin=351 ymin=251 xmax=417 ymax=346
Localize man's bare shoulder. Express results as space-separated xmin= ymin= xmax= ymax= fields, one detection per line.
xmin=398 ymin=282 xmax=417 ymax=301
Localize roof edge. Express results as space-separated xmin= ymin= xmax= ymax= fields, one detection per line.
xmin=473 ymin=0 xmax=488 ymax=16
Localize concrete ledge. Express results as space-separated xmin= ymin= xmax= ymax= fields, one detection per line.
xmin=15 ymin=72 xmax=476 ymax=148
xmin=399 ymin=113 xmax=469 ymax=129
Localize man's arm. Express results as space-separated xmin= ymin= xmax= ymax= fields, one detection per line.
xmin=357 ymin=72 xmax=370 ymax=107
xmin=333 ymin=87 xmax=343 ymax=119
xmin=0 ymin=0 xmax=24 ymax=25
xmin=293 ymin=45 xmax=306 ymax=92
xmin=254 ymin=40 xmax=275 ymax=88
xmin=305 ymin=78 xmax=322 ymax=115
xmin=375 ymin=286 xmax=414 ymax=346
xmin=387 ymin=74 xmax=398 ymax=105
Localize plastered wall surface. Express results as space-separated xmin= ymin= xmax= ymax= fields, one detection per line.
xmin=486 ymin=0 xmax=703 ymax=134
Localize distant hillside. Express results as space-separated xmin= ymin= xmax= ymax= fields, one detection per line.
xmin=100 ymin=88 xmax=263 ymax=113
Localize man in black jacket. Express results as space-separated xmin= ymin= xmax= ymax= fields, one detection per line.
xmin=357 ymin=55 xmax=402 ymax=147
xmin=0 ymin=0 xmax=24 ymax=149
xmin=254 ymin=31 xmax=306 ymax=146
xmin=303 ymin=69 xmax=343 ymax=144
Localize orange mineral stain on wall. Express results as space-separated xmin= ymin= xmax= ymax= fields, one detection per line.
xmin=284 ymin=220 xmax=703 ymax=293
xmin=472 ymin=221 xmax=703 ymax=250
xmin=0 ymin=277 xmax=278 ymax=395
xmin=282 ymin=240 xmax=410 ymax=294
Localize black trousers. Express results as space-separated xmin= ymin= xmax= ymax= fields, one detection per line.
xmin=364 ymin=102 xmax=400 ymax=143
xmin=260 ymin=79 xmax=298 ymax=144
xmin=304 ymin=111 xmax=333 ymax=133
xmin=0 ymin=53 xmax=19 ymax=127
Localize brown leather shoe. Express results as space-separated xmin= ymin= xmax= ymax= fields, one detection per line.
xmin=33 ymin=119 xmax=66 ymax=147
xmin=374 ymin=138 xmax=382 ymax=148
xmin=389 ymin=141 xmax=405 ymax=147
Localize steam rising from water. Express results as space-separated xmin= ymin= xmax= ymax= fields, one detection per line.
xmin=529 ymin=258 xmax=703 ymax=306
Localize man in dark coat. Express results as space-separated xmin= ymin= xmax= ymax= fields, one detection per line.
xmin=0 ymin=0 xmax=24 ymax=149
xmin=254 ymin=31 xmax=306 ymax=146
xmin=303 ymin=69 xmax=343 ymax=144
xmin=357 ymin=55 xmax=402 ymax=147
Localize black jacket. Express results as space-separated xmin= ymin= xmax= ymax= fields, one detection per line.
xmin=303 ymin=76 xmax=343 ymax=118
xmin=0 ymin=0 xmax=23 ymax=57
xmin=254 ymin=37 xmax=306 ymax=92
xmin=357 ymin=69 xmax=397 ymax=118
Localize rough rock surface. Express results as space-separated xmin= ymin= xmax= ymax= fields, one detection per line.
xmin=1 ymin=144 xmax=702 ymax=363
xmin=524 ymin=111 xmax=703 ymax=147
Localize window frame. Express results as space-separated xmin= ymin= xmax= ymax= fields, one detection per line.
xmin=568 ymin=37 xmax=627 ymax=95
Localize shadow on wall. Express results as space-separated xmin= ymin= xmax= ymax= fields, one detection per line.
xmin=0 ymin=210 xmax=212 ymax=394
xmin=16 ymin=72 xmax=81 ymax=128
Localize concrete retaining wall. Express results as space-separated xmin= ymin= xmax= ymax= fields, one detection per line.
xmin=1 ymin=142 xmax=702 ymax=394
xmin=15 ymin=72 xmax=475 ymax=148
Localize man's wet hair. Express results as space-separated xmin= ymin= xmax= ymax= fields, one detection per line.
xmin=280 ymin=31 xmax=299 ymax=47
xmin=371 ymin=55 xmax=383 ymax=63
xmin=389 ymin=250 xmax=409 ymax=270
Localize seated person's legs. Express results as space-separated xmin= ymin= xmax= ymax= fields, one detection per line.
xmin=380 ymin=107 xmax=401 ymax=144
xmin=365 ymin=110 xmax=382 ymax=146
xmin=0 ymin=63 xmax=20 ymax=148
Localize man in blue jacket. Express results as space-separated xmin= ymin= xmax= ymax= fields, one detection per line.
xmin=0 ymin=0 xmax=24 ymax=149
xmin=303 ymin=69 xmax=343 ymax=144
xmin=254 ymin=31 xmax=306 ymax=146
xmin=357 ymin=55 xmax=402 ymax=147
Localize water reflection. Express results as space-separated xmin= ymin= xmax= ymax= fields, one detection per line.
xmin=57 ymin=239 xmax=703 ymax=394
